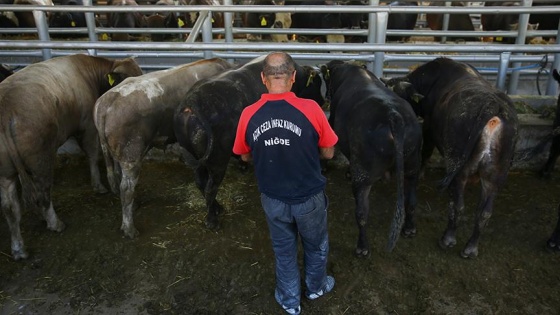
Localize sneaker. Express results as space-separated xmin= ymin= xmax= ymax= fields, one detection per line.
xmin=306 ymin=275 xmax=335 ymax=300
xmin=274 ymin=289 xmax=301 ymax=315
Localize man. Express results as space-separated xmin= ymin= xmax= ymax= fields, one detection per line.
xmin=233 ymin=52 xmax=338 ymax=315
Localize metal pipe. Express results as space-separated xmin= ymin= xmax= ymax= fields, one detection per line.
xmin=374 ymin=11 xmax=388 ymax=77
xmin=508 ymin=0 xmax=533 ymax=94
xmin=83 ymin=0 xmax=97 ymax=56
xmin=441 ymin=1 xmax=451 ymax=44
xmin=545 ymin=19 xmax=560 ymax=96
xmin=185 ymin=10 xmax=209 ymax=43
xmin=497 ymin=51 xmax=511 ymax=91
xmin=32 ymin=10 xmax=51 ymax=60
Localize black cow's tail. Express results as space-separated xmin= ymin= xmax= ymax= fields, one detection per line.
xmin=0 ymin=118 xmax=43 ymax=211
xmin=387 ymin=110 xmax=406 ymax=252
xmin=174 ymin=106 xmax=214 ymax=169
xmin=515 ymin=126 xmax=560 ymax=162
xmin=438 ymin=108 xmax=495 ymax=190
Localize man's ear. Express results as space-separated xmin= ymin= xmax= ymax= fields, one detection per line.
xmin=261 ymin=71 xmax=266 ymax=85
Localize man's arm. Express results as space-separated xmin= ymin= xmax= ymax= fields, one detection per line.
xmin=240 ymin=153 xmax=253 ymax=162
xmin=319 ymin=146 xmax=335 ymax=160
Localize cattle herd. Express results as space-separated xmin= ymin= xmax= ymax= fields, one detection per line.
xmin=0 ymin=1 xmax=559 ymax=43
xmin=0 ymin=51 xmax=560 ymax=264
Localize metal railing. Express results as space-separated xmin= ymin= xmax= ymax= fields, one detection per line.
xmin=0 ymin=0 xmax=559 ymax=95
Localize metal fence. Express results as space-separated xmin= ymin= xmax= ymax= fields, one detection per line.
xmin=0 ymin=0 xmax=559 ymax=95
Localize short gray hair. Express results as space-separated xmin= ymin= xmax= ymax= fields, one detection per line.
xmin=263 ymin=52 xmax=295 ymax=78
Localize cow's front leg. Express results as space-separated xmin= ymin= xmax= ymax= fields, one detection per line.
xmin=439 ymin=177 xmax=466 ymax=250
xmin=539 ymin=136 xmax=560 ymax=179
xmin=547 ymin=203 xmax=560 ymax=250
xmin=203 ymin=167 xmax=226 ymax=230
xmin=1 ymin=177 xmax=27 ymax=260
xmin=352 ymin=178 xmax=372 ymax=258
xmin=462 ymin=182 xmax=497 ymax=258
xmin=120 ymin=162 xmax=141 ymax=238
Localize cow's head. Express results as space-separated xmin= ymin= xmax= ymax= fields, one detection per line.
xmin=381 ymin=76 xmax=424 ymax=113
xmin=293 ymin=65 xmax=324 ymax=107
xmin=106 ymin=57 xmax=143 ymax=88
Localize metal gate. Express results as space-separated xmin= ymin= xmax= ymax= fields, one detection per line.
xmin=0 ymin=0 xmax=559 ymax=95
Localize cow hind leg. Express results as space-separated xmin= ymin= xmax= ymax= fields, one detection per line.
xmin=1 ymin=177 xmax=27 ymax=260
xmin=462 ymin=180 xmax=498 ymax=258
xmin=79 ymin=126 xmax=108 ymax=194
xmin=439 ymin=177 xmax=467 ymax=250
xmin=546 ymin=203 xmax=560 ymax=250
xmin=119 ymin=162 xmax=141 ymax=238
xmin=352 ymin=170 xmax=372 ymax=258
xmin=193 ymin=166 xmax=225 ymax=230
xmin=402 ymin=170 xmax=419 ymax=238
xmin=539 ymin=137 xmax=560 ymax=179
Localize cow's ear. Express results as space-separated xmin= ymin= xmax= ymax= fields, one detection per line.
xmin=319 ymin=65 xmax=330 ymax=80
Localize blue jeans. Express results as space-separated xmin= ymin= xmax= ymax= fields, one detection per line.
xmin=261 ymin=191 xmax=330 ymax=309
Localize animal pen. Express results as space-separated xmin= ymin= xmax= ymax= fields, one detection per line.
xmin=0 ymin=1 xmax=559 ymax=96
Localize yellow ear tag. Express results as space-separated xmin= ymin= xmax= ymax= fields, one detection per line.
xmin=178 ymin=17 xmax=185 ymax=27
xmin=261 ymin=17 xmax=267 ymax=26
xmin=107 ymin=74 xmax=115 ymax=86
xmin=496 ymin=37 xmax=503 ymax=42
xmin=101 ymin=33 xmax=109 ymax=41
xmin=71 ymin=20 xmax=76 ymax=27
xmin=306 ymin=73 xmax=314 ymax=87
xmin=211 ymin=18 xmax=215 ymax=23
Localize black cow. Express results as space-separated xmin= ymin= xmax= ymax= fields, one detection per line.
xmin=426 ymin=1 xmax=475 ymax=42
xmin=48 ymin=0 xmax=87 ymax=38
xmin=323 ymin=60 xmax=422 ymax=257
xmin=173 ymin=55 xmax=324 ymax=229
xmin=0 ymin=0 xmax=18 ymax=28
xmin=539 ymin=69 xmax=560 ymax=178
xmin=288 ymin=0 xmax=345 ymax=43
xmin=0 ymin=54 xmax=143 ymax=260
xmin=385 ymin=1 xmax=418 ymax=42
xmin=383 ymin=57 xmax=519 ymax=258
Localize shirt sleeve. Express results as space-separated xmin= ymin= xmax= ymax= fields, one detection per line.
xmin=316 ymin=107 xmax=338 ymax=148
xmin=233 ymin=109 xmax=251 ymax=155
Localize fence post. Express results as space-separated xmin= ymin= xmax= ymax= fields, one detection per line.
xmin=440 ymin=1 xmax=451 ymax=43
xmin=366 ymin=0 xmax=379 ymax=73
xmin=507 ymin=0 xmax=533 ymax=94
xmin=497 ymin=51 xmax=511 ymax=92
xmin=83 ymin=0 xmax=97 ymax=56
xmin=545 ymin=20 xmax=560 ymax=96
xmin=33 ymin=10 xmax=52 ymax=60
xmin=374 ymin=11 xmax=388 ymax=78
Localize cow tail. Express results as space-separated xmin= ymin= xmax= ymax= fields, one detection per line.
xmin=438 ymin=110 xmax=490 ymax=190
xmin=386 ymin=111 xmax=406 ymax=252
xmin=515 ymin=126 xmax=560 ymax=162
xmin=94 ymin=112 xmax=118 ymax=194
xmin=175 ymin=106 xmax=214 ymax=169
xmin=1 ymin=119 xmax=42 ymax=211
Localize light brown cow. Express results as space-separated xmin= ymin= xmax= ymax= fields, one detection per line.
xmin=93 ymin=58 xmax=234 ymax=238
xmin=0 ymin=54 xmax=143 ymax=260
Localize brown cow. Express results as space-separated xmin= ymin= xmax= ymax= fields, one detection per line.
xmin=107 ymin=0 xmax=147 ymax=41
xmin=94 ymin=58 xmax=234 ymax=238
xmin=13 ymin=0 xmax=53 ymax=28
xmin=0 ymin=54 xmax=143 ymax=260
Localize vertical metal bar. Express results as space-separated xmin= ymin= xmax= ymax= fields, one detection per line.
xmin=440 ymin=1 xmax=451 ymax=43
xmin=223 ymin=0 xmax=234 ymax=43
xmin=366 ymin=0 xmax=379 ymax=72
xmin=497 ymin=51 xmax=511 ymax=91
xmin=33 ymin=10 xmax=52 ymax=60
xmin=508 ymin=0 xmax=533 ymax=94
xmin=202 ymin=11 xmax=213 ymax=59
xmin=83 ymin=0 xmax=97 ymax=56
xmin=545 ymin=20 xmax=560 ymax=96
xmin=373 ymin=11 xmax=388 ymax=78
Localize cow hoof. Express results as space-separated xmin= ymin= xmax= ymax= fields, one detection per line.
xmin=354 ymin=248 xmax=370 ymax=258
xmin=122 ymin=225 xmax=139 ymax=239
xmin=205 ymin=218 xmax=220 ymax=230
xmin=94 ymin=184 xmax=109 ymax=194
xmin=402 ymin=227 xmax=417 ymax=238
xmin=546 ymin=238 xmax=560 ymax=251
xmin=460 ymin=247 xmax=478 ymax=259
xmin=438 ymin=236 xmax=456 ymax=249
xmin=12 ymin=248 xmax=29 ymax=261
xmin=47 ymin=219 xmax=66 ymax=233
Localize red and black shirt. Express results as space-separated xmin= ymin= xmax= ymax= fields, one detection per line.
xmin=233 ymin=92 xmax=338 ymax=204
